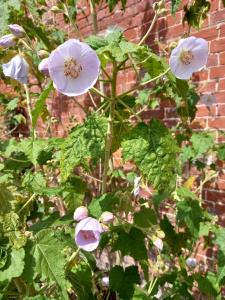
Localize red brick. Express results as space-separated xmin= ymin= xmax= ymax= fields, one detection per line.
xmin=210 ymin=66 xmax=225 ymax=79
xmin=210 ymin=38 xmax=225 ymax=53
xmin=191 ymin=118 xmax=207 ymax=129
xmin=194 ymin=27 xmax=218 ymax=41
xmin=198 ymin=81 xmax=216 ymax=93
xmin=208 ymin=117 xmax=225 ymax=129
xmin=219 ymin=51 xmax=225 ymax=64
xmin=196 ymin=105 xmax=216 ymax=117
xmin=207 ymin=54 xmax=218 ymax=67
xmin=192 ymin=70 xmax=209 ymax=82
xmin=207 ymin=190 xmax=225 ymax=201
xmin=214 ymin=91 xmax=225 ymax=103
xmin=219 ymin=78 xmax=225 ymax=90
xmin=211 ymin=10 xmax=225 ymax=25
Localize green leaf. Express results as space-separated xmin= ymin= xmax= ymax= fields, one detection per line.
xmin=88 ymin=193 xmax=120 ymax=218
xmin=60 ymin=114 xmax=107 ymax=181
xmin=0 ymin=248 xmax=25 ymax=283
xmin=133 ymin=287 xmax=150 ymax=299
xmin=196 ymin=272 xmax=220 ymax=297
xmin=22 ymin=171 xmax=46 ymax=192
xmin=6 ymin=98 xmax=18 ymax=111
xmin=20 ymin=138 xmax=48 ymax=166
xmin=112 ymin=227 xmax=148 ymax=260
xmin=177 ymin=199 xmax=203 ymax=237
xmin=134 ymin=207 xmax=157 ymax=228
xmin=171 ymin=0 xmax=182 ymax=14
xmin=183 ymin=0 xmax=211 ymax=29
xmin=222 ymin=0 xmax=225 ymax=7
xmin=0 ymin=0 xmax=20 ymax=35
xmin=109 ymin=265 xmax=140 ymax=299
xmin=215 ymin=228 xmax=225 ymax=282
xmin=33 ymin=229 xmax=71 ymax=299
xmin=0 ymin=186 xmax=13 ymax=214
xmin=32 ymin=81 xmax=53 ymax=129
xmin=122 ymin=119 xmax=178 ymax=193
xmin=218 ymin=144 xmax=225 ymax=160
xmin=85 ymin=35 xmax=108 ymax=50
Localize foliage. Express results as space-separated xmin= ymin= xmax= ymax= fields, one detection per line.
xmin=0 ymin=0 xmax=224 ymax=299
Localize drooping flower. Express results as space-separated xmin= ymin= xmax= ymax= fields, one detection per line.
xmin=2 ymin=55 xmax=29 ymax=84
xmin=169 ymin=36 xmax=208 ymax=80
xmin=75 ymin=217 xmax=103 ymax=251
xmin=100 ymin=211 xmax=114 ymax=224
xmin=8 ymin=24 xmax=25 ymax=37
xmin=0 ymin=34 xmax=16 ymax=48
xmin=73 ymin=206 xmax=88 ymax=222
xmin=38 ymin=58 xmax=49 ymax=76
xmin=48 ymin=39 xmax=100 ymax=96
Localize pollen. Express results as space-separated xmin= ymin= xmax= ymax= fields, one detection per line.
xmin=180 ymin=50 xmax=194 ymax=65
xmin=64 ymin=58 xmax=82 ymax=78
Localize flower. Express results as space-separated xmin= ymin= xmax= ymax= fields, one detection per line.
xmin=0 ymin=34 xmax=16 ymax=48
xmin=153 ymin=238 xmax=163 ymax=251
xmin=38 ymin=58 xmax=49 ymax=76
xmin=75 ymin=217 xmax=103 ymax=251
xmin=133 ymin=176 xmax=141 ymax=197
xmin=48 ymin=39 xmax=100 ymax=96
xmin=100 ymin=211 xmax=114 ymax=224
xmin=186 ymin=257 xmax=197 ymax=268
xmin=101 ymin=276 xmax=109 ymax=287
xmin=8 ymin=24 xmax=25 ymax=37
xmin=2 ymin=55 xmax=29 ymax=84
xmin=169 ymin=36 xmax=208 ymax=80
xmin=73 ymin=206 xmax=88 ymax=222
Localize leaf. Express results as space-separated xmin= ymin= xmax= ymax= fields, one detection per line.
xmin=196 ymin=272 xmax=220 ymax=297
xmin=33 ymin=229 xmax=71 ymax=299
xmin=0 ymin=186 xmax=13 ymax=214
xmin=122 ymin=119 xmax=179 ymax=193
xmin=0 ymin=248 xmax=25 ymax=283
xmin=222 ymin=0 xmax=225 ymax=7
xmin=32 ymin=81 xmax=53 ymax=129
xmin=112 ymin=227 xmax=148 ymax=260
xmin=22 ymin=171 xmax=46 ymax=192
xmin=0 ymin=0 xmax=20 ymax=35
xmin=60 ymin=114 xmax=107 ymax=181
xmin=215 ymin=228 xmax=225 ymax=282
xmin=177 ymin=199 xmax=203 ymax=237
xmin=6 ymin=98 xmax=18 ymax=111
xmin=109 ymin=265 xmax=140 ymax=299
xmin=171 ymin=0 xmax=182 ymax=14
xmin=88 ymin=193 xmax=120 ymax=218
xmin=85 ymin=35 xmax=108 ymax=50
xmin=133 ymin=287 xmax=150 ymax=299
xmin=20 ymin=138 xmax=48 ymax=166
xmin=218 ymin=144 xmax=225 ymax=160
xmin=134 ymin=207 xmax=157 ymax=228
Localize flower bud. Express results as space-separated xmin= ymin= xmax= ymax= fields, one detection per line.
xmin=100 ymin=211 xmax=114 ymax=224
xmin=2 ymin=55 xmax=29 ymax=84
xmin=38 ymin=50 xmax=49 ymax=58
xmin=50 ymin=5 xmax=62 ymax=13
xmin=38 ymin=58 xmax=49 ymax=76
xmin=101 ymin=276 xmax=109 ymax=287
xmin=73 ymin=206 xmax=88 ymax=222
xmin=8 ymin=24 xmax=25 ymax=37
xmin=186 ymin=257 xmax=197 ymax=268
xmin=153 ymin=238 xmax=163 ymax=251
xmin=0 ymin=34 xmax=16 ymax=48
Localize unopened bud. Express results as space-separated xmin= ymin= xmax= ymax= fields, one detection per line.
xmin=8 ymin=24 xmax=25 ymax=38
xmin=100 ymin=211 xmax=114 ymax=224
xmin=38 ymin=58 xmax=49 ymax=76
xmin=153 ymin=238 xmax=163 ymax=251
xmin=186 ymin=257 xmax=197 ymax=268
xmin=0 ymin=34 xmax=16 ymax=48
xmin=51 ymin=5 xmax=62 ymax=13
xmin=38 ymin=50 xmax=49 ymax=58
xmin=73 ymin=206 xmax=88 ymax=222
xmin=101 ymin=276 xmax=109 ymax=287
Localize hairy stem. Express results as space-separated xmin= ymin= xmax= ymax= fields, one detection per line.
xmin=24 ymin=84 xmax=36 ymax=138
xmin=138 ymin=11 xmax=158 ymax=45
xmin=102 ymin=62 xmax=117 ymax=194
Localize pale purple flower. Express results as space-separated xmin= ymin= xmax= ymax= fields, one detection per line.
xmin=133 ymin=176 xmax=141 ymax=197
xmin=75 ymin=217 xmax=103 ymax=251
xmin=186 ymin=257 xmax=197 ymax=268
xmin=8 ymin=24 xmax=25 ymax=37
xmin=48 ymin=39 xmax=100 ymax=96
xmin=101 ymin=276 xmax=109 ymax=287
xmin=100 ymin=211 xmax=114 ymax=224
xmin=169 ymin=36 xmax=208 ymax=80
xmin=73 ymin=206 xmax=88 ymax=222
xmin=2 ymin=55 xmax=29 ymax=84
xmin=0 ymin=34 xmax=16 ymax=48
xmin=153 ymin=238 xmax=163 ymax=251
xmin=38 ymin=58 xmax=49 ymax=76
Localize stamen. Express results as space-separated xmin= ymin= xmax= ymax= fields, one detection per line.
xmin=180 ymin=50 xmax=194 ymax=65
xmin=64 ymin=58 xmax=82 ymax=78
xmin=81 ymin=230 xmax=96 ymax=241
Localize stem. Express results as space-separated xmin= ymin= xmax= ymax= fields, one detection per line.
xmin=118 ymin=99 xmax=142 ymax=122
xmin=91 ymin=87 xmax=110 ymax=100
xmin=24 ymin=84 xmax=36 ymax=138
xmin=101 ymin=62 xmax=117 ymax=194
xmin=18 ymin=193 xmax=36 ymax=214
xmin=138 ymin=11 xmax=158 ymax=45
xmin=118 ymin=67 xmax=170 ymax=98
xmin=89 ymin=0 xmax=98 ymax=34
xmin=63 ymin=3 xmax=83 ymax=40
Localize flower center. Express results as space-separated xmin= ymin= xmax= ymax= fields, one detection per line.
xmin=180 ymin=50 xmax=194 ymax=65
xmin=64 ymin=58 xmax=82 ymax=78
xmin=81 ymin=230 xmax=96 ymax=241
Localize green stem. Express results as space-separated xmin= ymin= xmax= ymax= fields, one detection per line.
xmin=63 ymin=3 xmax=83 ymax=40
xmin=118 ymin=99 xmax=142 ymax=122
xmin=89 ymin=0 xmax=98 ymax=34
xmin=18 ymin=193 xmax=36 ymax=214
xmin=118 ymin=67 xmax=170 ymax=98
xmin=102 ymin=62 xmax=117 ymax=194
xmin=24 ymin=84 xmax=36 ymax=138
xmin=91 ymin=87 xmax=110 ymax=100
